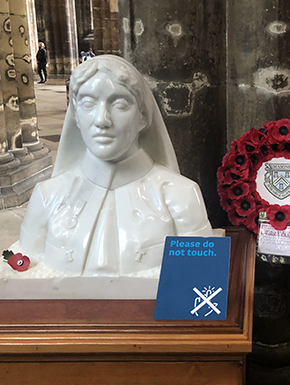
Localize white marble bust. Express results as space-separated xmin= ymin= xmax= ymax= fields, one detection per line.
xmin=18 ymin=55 xmax=212 ymax=278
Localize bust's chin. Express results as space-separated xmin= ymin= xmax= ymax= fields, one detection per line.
xmin=86 ymin=143 xmax=140 ymax=163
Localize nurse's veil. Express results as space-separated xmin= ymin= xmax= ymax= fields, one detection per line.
xmin=52 ymin=55 xmax=180 ymax=177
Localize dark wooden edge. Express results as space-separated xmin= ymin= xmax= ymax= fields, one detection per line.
xmin=0 ymin=227 xmax=256 ymax=337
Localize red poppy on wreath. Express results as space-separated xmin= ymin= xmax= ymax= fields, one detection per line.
xmin=237 ymin=128 xmax=267 ymax=153
xmin=228 ymin=181 xmax=251 ymax=200
xmin=244 ymin=209 xmax=264 ymax=233
xmin=265 ymin=205 xmax=290 ymax=231
xmin=223 ymin=169 xmax=242 ymax=185
xmin=235 ymin=196 xmax=256 ymax=217
xmin=264 ymin=119 xmax=290 ymax=143
xmin=227 ymin=206 xmax=247 ymax=227
xmin=219 ymin=193 xmax=234 ymax=212
xmin=217 ymin=118 xmax=290 ymax=234
xmin=250 ymin=190 xmax=269 ymax=208
xmin=217 ymin=167 xmax=249 ymax=185
xmin=227 ymin=152 xmax=251 ymax=172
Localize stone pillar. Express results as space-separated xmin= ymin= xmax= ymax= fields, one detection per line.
xmin=9 ymin=0 xmax=38 ymax=147
xmin=42 ymin=0 xmax=78 ymax=76
xmin=0 ymin=80 xmax=8 ymax=155
xmin=0 ymin=0 xmax=23 ymax=152
xmin=34 ymin=0 xmax=46 ymax=45
xmin=227 ymin=0 xmax=290 ymax=144
xmin=26 ymin=0 xmax=38 ymax=71
xmin=75 ymin=0 xmax=93 ymax=51
xmin=93 ymin=0 xmax=104 ymax=54
xmin=0 ymin=58 xmax=20 ymax=172
xmin=0 ymin=0 xmax=52 ymax=210
xmin=110 ymin=0 xmax=120 ymax=55
xmin=0 ymin=0 xmax=22 ymax=187
xmin=102 ymin=0 xmax=112 ymax=52
xmin=118 ymin=0 xmax=227 ymax=226
xmin=66 ymin=0 xmax=79 ymax=72
xmin=92 ymin=0 xmax=120 ymax=55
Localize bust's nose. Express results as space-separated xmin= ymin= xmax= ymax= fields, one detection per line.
xmin=94 ymin=101 xmax=112 ymax=128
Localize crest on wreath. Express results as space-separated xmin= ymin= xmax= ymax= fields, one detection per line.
xmin=264 ymin=163 xmax=290 ymax=199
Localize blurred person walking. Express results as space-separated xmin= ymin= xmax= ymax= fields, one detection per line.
xmin=36 ymin=42 xmax=47 ymax=83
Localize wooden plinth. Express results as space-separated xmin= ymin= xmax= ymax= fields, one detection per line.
xmin=0 ymin=227 xmax=256 ymax=385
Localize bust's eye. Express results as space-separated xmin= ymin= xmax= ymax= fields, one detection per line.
xmin=112 ymin=99 xmax=129 ymax=110
xmin=79 ymin=98 xmax=96 ymax=109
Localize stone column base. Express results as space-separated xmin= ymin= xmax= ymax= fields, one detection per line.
xmin=0 ymin=154 xmax=52 ymax=210
xmin=24 ymin=141 xmax=50 ymax=159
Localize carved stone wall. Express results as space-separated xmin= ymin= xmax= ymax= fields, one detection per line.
xmin=118 ymin=0 xmax=227 ymax=226
xmin=0 ymin=0 xmax=52 ymax=210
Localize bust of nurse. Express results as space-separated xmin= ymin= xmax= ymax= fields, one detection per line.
xmin=19 ymin=55 xmax=212 ymax=278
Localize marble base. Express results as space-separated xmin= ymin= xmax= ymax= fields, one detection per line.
xmin=0 ymin=241 xmax=159 ymax=299
xmin=0 ymin=230 xmax=225 ymax=300
xmin=0 ymin=276 xmax=158 ymax=299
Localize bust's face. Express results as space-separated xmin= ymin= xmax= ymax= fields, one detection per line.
xmin=75 ymin=71 xmax=144 ymax=162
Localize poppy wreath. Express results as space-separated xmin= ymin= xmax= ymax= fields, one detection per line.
xmin=217 ymin=118 xmax=290 ymax=234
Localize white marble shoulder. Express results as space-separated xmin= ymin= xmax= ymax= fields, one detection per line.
xmin=140 ymin=164 xmax=213 ymax=236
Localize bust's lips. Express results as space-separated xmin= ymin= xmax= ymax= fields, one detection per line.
xmin=93 ymin=133 xmax=115 ymax=143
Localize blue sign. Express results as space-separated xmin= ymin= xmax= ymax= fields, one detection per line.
xmin=154 ymin=236 xmax=231 ymax=320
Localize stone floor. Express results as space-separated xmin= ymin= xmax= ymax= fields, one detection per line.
xmin=0 ymin=79 xmax=67 ymax=252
